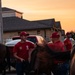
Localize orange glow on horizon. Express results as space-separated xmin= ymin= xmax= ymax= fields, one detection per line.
xmin=2 ymin=0 xmax=75 ymax=33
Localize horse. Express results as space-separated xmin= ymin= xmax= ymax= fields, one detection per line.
xmin=70 ymin=45 xmax=75 ymax=75
xmin=30 ymin=44 xmax=71 ymax=75
xmin=0 ymin=43 xmax=7 ymax=75
xmin=0 ymin=43 xmax=16 ymax=75
xmin=30 ymin=44 xmax=54 ymax=75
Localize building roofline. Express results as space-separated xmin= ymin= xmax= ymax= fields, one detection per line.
xmin=2 ymin=7 xmax=23 ymax=14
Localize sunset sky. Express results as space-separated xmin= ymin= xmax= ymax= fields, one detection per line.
xmin=2 ymin=0 xmax=75 ymax=33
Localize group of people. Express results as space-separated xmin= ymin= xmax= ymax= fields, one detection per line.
xmin=13 ymin=31 xmax=73 ymax=75
xmin=48 ymin=32 xmax=72 ymax=75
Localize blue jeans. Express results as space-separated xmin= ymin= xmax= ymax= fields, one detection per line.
xmin=16 ymin=61 xmax=30 ymax=75
xmin=52 ymin=61 xmax=70 ymax=75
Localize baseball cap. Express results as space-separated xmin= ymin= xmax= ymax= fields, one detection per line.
xmin=50 ymin=32 xmax=60 ymax=38
xmin=66 ymin=32 xmax=70 ymax=36
xmin=20 ymin=31 xmax=29 ymax=36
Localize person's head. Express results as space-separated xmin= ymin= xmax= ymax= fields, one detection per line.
xmin=66 ymin=32 xmax=71 ymax=38
xmin=20 ymin=31 xmax=29 ymax=42
xmin=50 ymin=32 xmax=60 ymax=43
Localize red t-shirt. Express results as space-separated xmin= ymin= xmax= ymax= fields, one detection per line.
xmin=48 ymin=41 xmax=65 ymax=52
xmin=64 ymin=38 xmax=72 ymax=51
xmin=13 ymin=40 xmax=35 ymax=61
xmin=48 ymin=41 xmax=65 ymax=64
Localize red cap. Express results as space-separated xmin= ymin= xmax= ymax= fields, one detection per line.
xmin=20 ymin=31 xmax=29 ymax=36
xmin=66 ymin=32 xmax=70 ymax=36
xmin=50 ymin=32 xmax=60 ymax=38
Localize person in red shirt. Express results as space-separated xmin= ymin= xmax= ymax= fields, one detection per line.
xmin=48 ymin=32 xmax=65 ymax=63
xmin=13 ymin=31 xmax=35 ymax=75
xmin=64 ymin=32 xmax=72 ymax=51
xmin=63 ymin=32 xmax=72 ymax=75
xmin=48 ymin=32 xmax=68 ymax=75
xmin=48 ymin=32 xmax=65 ymax=52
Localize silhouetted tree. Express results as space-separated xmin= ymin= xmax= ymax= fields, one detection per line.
xmin=70 ymin=31 xmax=75 ymax=40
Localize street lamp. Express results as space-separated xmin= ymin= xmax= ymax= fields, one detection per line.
xmin=0 ymin=0 xmax=3 ymax=43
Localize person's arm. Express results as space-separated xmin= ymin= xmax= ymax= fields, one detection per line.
xmin=13 ymin=44 xmax=25 ymax=62
xmin=28 ymin=42 xmax=36 ymax=62
xmin=13 ymin=52 xmax=25 ymax=62
xmin=30 ymin=42 xmax=36 ymax=50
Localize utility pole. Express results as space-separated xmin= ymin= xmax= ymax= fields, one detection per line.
xmin=0 ymin=0 xmax=3 ymax=43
